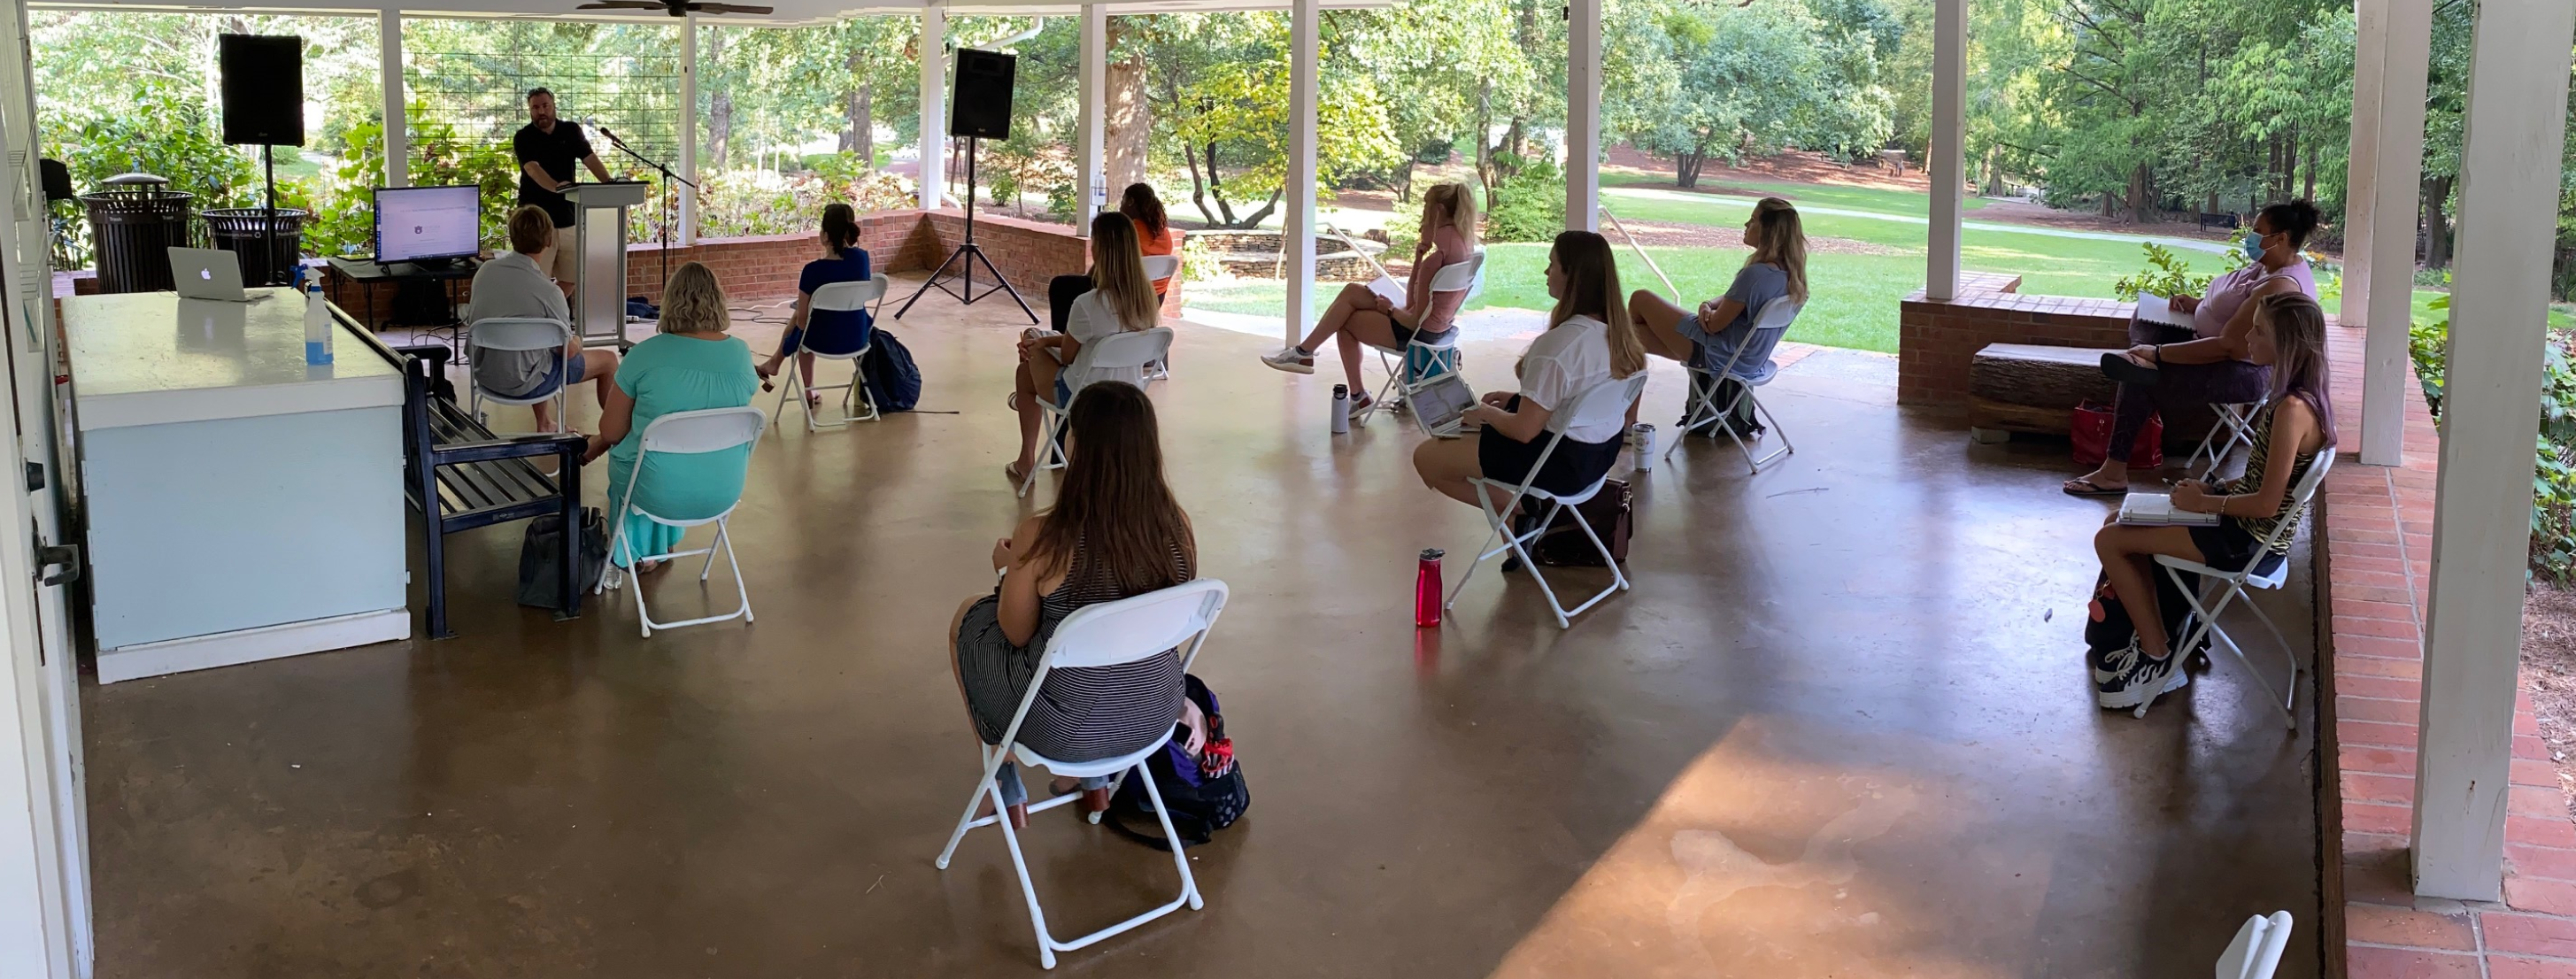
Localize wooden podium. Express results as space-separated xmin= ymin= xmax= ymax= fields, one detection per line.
xmin=566 ymin=181 xmax=650 ymax=349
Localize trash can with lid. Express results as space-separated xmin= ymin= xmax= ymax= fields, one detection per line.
xmin=80 ymin=173 xmax=197 ymax=294
xmin=203 ymin=207 xmax=308 ymax=288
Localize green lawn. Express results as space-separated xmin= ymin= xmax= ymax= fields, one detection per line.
xmin=1604 ymin=172 xmax=1988 ymax=217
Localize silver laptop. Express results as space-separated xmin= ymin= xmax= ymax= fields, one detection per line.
xmin=1410 ymin=370 xmax=1478 ymax=439
xmin=167 ymin=247 xmax=268 ymax=303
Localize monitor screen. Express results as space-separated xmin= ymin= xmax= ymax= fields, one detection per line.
xmin=374 ymin=185 xmax=481 ymax=264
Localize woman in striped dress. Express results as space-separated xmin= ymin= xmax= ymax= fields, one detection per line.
xmin=950 ymin=380 xmax=1196 ymax=826
xmin=2091 ymin=292 xmax=2334 ymax=714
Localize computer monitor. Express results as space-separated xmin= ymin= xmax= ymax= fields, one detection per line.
xmin=374 ymin=185 xmax=482 ymax=265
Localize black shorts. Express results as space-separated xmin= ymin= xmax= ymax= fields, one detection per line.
xmin=1389 ymin=321 xmax=1418 ymax=348
xmin=2188 ymin=519 xmax=2281 ymax=575
xmin=1477 ymin=396 xmax=1623 ymax=497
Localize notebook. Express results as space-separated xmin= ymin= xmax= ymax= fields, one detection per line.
xmin=1366 ymin=274 xmax=1408 ymax=307
xmin=1409 ymin=371 xmax=1477 ymax=439
xmin=2136 ymin=293 xmax=2194 ymax=330
xmin=2117 ymin=491 xmax=2221 ymax=528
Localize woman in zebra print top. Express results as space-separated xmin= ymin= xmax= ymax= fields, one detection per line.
xmin=950 ymin=381 xmax=1198 ymax=826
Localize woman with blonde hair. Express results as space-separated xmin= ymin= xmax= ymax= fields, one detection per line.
xmin=1413 ymin=231 xmax=1644 ymax=525
xmin=582 ymin=261 xmax=760 ymax=570
xmin=1007 ymin=212 xmax=1159 ymax=485
xmin=1627 ymin=196 xmax=1809 ymax=436
xmin=1261 ymin=181 xmax=1480 ymax=408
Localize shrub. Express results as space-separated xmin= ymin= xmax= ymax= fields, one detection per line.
xmin=2406 ymin=295 xmax=2576 ymax=580
xmin=1484 ymin=155 xmax=1566 ymax=244
xmin=2111 ymin=243 xmax=2213 ymax=302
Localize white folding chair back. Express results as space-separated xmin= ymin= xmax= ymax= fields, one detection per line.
xmin=1020 ymin=328 xmax=1176 ymax=498
xmin=2214 ymin=912 xmax=2293 ymax=979
xmin=1425 ymin=249 xmax=1485 ymax=297
xmin=1354 ymin=252 xmax=1482 ymax=425
xmin=1668 ymin=296 xmax=1801 ymax=472
xmin=2144 ymin=448 xmax=2336 ymax=722
xmin=1140 ymin=254 xmax=1181 ymax=282
xmin=598 ymin=405 xmax=767 ymax=637
xmin=1446 ymin=374 xmax=1648 ymax=628
xmin=466 ymin=317 xmax=575 ymax=431
xmin=933 ymin=579 xmax=1230 ymax=969
xmin=2187 ymin=397 xmax=2270 ymax=480
xmin=773 ymin=274 xmax=891 ymax=433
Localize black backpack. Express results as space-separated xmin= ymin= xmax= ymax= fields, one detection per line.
xmin=2085 ymin=566 xmax=2204 ymax=660
xmin=860 ymin=328 xmax=922 ymax=412
xmin=1105 ymin=675 xmax=1248 ymax=850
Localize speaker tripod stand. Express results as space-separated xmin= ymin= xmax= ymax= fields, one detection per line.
xmin=897 ymin=137 xmax=1037 ymax=324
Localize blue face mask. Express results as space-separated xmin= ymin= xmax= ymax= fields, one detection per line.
xmin=2242 ymin=233 xmax=2269 ymax=259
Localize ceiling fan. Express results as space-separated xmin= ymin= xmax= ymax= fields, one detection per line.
xmin=575 ymin=0 xmax=775 ymax=16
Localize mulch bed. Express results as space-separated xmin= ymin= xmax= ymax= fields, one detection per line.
xmin=2523 ymin=585 xmax=2576 ymax=819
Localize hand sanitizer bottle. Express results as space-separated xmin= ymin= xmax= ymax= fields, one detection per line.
xmin=304 ymin=282 xmax=333 ymax=365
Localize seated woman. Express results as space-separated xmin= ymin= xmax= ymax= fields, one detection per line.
xmin=2091 ymin=292 xmax=2333 ymax=712
xmin=581 ymin=261 xmax=760 ymax=572
xmin=1625 ymin=196 xmax=1807 ymax=436
xmin=1047 ymin=183 xmax=1181 ymax=332
xmin=950 ymin=381 xmax=1196 ymax=826
xmin=1261 ymin=181 xmax=1480 ymax=408
xmin=1008 ymin=214 xmax=1158 ymax=485
xmin=2065 ymin=200 xmax=2322 ymax=497
xmin=755 ymin=203 xmax=873 ymax=403
xmin=468 ymin=205 xmax=619 ymax=433
xmin=1412 ymin=230 xmax=1642 ymax=533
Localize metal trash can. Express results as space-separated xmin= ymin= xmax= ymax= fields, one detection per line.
xmin=79 ymin=173 xmax=193 ymax=294
xmin=203 ymin=207 xmax=308 ymax=288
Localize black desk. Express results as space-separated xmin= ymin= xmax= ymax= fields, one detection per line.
xmin=326 ymin=256 xmax=481 ymax=332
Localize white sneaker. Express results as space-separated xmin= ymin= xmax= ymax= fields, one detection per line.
xmin=1261 ymin=346 xmax=1315 ymax=374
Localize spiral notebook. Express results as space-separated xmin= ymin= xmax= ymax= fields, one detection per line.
xmin=2117 ymin=491 xmax=2221 ymax=528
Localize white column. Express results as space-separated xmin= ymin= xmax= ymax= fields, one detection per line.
xmin=379 ymin=10 xmax=407 ymax=189
xmin=1284 ymin=0 xmax=1317 ymax=347
xmin=2360 ymin=0 xmax=2434 ymax=466
xmin=2412 ymin=0 xmax=2576 ymax=903
xmin=1924 ymin=0 xmax=1964 ymax=300
xmin=678 ymin=14 xmax=698 ymax=246
xmin=918 ymin=5 xmax=948 ymax=211
xmin=1076 ymin=4 xmax=1106 ymax=231
xmin=1564 ymin=0 xmax=1600 ymax=232
xmin=2341 ymin=0 xmax=2387 ymax=326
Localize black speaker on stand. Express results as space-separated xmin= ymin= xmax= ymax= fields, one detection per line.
xmin=218 ymin=34 xmax=304 ymax=287
xmin=897 ymin=48 xmax=1037 ymax=324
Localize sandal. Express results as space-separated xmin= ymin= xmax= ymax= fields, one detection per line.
xmin=2063 ymin=477 xmax=2127 ymax=497
xmin=1004 ymin=461 xmax=1031 ymax=485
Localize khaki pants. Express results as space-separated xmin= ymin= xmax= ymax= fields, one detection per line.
xmin=545 ymin=225 xmax=580 ymax=284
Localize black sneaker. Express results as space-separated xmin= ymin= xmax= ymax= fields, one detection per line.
xmin=2098 ymin=650 xmax=2187 ymax=712
xmin=1501 ymin=512 xmax=1542 ymax=573
xmin=2091 ymin=636 xmax=2142 ymax=684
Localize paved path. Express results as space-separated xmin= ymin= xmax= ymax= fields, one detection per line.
xmin=1602 ymin=186 xmax=2235 ymax=254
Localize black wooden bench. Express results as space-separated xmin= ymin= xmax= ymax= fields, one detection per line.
xmin=356 ymin=328 xmax=586 ymax=638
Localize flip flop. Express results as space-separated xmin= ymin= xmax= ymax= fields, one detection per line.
xmin=2063 ymin=478 xmax=2127 ymax=497
xmin=2099 ymin=352 xmax=2161 ymax=387
xmin=1004 ymin=461 xmax=1031 ymax=485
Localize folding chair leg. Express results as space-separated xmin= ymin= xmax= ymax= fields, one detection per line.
xmin=721 ymin=517 xmax=754 ymax=625
xmin=1137 ymin=761 xmax=1206 ymax=913
xmin=993 ymin=800 xmax=1059 ymax=969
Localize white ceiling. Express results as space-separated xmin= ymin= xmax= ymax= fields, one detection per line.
xmin=31 ymin=0 xmax=1392 ymax=27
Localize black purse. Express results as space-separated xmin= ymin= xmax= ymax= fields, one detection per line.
xmin=516 ymin=506 xmax=608 ymax=611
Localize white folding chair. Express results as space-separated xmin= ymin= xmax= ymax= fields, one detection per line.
xmin=2140 ymin=449 xmax=2336 ymax=722
xmin=465 ymin=317 xmax=575 ymax=431
xmin=1668 ymin=296 xmax=1801 ymax=473
xmin=772 ymin=274 xmax=890 ymax=433
xmin=1446 ymin=374 xmax=1648 ymax=628
xmin=2214 ymin=912 xmax=2294 ymax=979
xmin=1357 ymin=250 xmax=1485 ymax=425
xmin=933 ymin=578 xmax=1230 ymax=970
xmin=1021 ymin=328 xmax=1175 ymax=499
xmin=1139 ymin=255 xmax=1182 ymax=381
xmin=596 ymin=405 xmax=768 ymax=638
xmin=2185 ymin=397 xmax=2269 ymax=480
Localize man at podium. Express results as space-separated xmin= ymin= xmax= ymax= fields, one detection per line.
xmin=514 ymin=87 xmax=612 ymax=291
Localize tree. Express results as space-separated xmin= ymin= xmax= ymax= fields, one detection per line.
xmin=1616 ymin=0 xmax=1893 ymax=187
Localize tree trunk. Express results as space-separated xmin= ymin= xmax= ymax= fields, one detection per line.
xmin=2100 ymin=191 xmax=2117 ymax=219
xmin=1105 ymin=19 xmax=1151 ymax=192
xmin=1238 ymin=189 xmax=1284 ymax=229
xmin=2127 ymin=165 xmax=2152 ymax=223
xmin=2279 ymin=129 xmax=2297 ymax=202
xmin=1676 ymin=150 xmax=1704 ymax=188
xmin=1184 ymin=141 xmax=1217 ymax=226
xmin=706 ymin=33 xmax=732 ymax=170
xmin=855 ymin=85 xmax=875 ymax=173
xmin=1394 ymin=161 xmax=1415 ymax=203
xmin=1473 ymin=80 xmax=1494 ymax=192
xmin=2302 ymin=141 xmax=2318 ymax=202
xmin=2424 ymin=174 xmax=2455 ymax=269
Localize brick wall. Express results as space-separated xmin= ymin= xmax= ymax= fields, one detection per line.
xmin=1897 ymin=273 xmax=2145 ymax=409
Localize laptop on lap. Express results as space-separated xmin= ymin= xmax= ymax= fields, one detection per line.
xmin=1409 ymin=371 xmax=1477 ymax=439
xmin=167 ymin=247 xmax=268 ymax=303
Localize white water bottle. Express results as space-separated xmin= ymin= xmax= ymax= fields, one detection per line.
xmin=303 ymin=282 xmax=333 ymax=365
xmin=1331 ymin=384 xmax=1350 ymax=434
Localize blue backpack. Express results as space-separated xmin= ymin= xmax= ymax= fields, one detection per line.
xmin=860 ymin=328 xmax=922 ymax=412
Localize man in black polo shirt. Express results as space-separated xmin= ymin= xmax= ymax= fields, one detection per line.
xmin=513 ymin=88 xmax=612 ymax=290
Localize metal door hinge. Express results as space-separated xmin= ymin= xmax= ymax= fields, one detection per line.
xmin=22 ymin=460 xmax=37 ymax=492
xmin=35 ymin=542 xmax=74 ymax=586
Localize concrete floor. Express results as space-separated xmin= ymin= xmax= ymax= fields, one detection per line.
xmin=81 ymin=278 xmax=2322 ymax=977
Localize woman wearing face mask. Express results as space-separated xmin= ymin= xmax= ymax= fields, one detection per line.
xmin=2064 ymin=200 xmax=2321 ymax=497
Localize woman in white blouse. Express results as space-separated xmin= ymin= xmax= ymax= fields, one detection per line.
xmin=1413 ymin=230 xmax=1645 ymax=513
xmin=1006 ymin=213 xmax=1158 ymax=485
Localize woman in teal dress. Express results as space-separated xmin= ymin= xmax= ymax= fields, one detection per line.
xmin=581 ymin=261 xmax=760 ymax=569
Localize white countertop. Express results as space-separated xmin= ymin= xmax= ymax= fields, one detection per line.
xmin=64 ymin=289 xmax=403 ymax=430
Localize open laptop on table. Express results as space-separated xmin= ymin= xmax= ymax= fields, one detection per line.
xmin=1409 ymin=370 xmax=1477 ymax=439
xmin=167 ymin=247 xmax=270 ymax=303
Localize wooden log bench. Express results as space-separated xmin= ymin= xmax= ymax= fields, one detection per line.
xmin=1966 ymin=342 xmax=2217 ymax=450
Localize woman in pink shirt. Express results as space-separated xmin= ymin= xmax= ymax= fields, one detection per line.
xmin=1261 ymin=181 xmax=1479 ymax=411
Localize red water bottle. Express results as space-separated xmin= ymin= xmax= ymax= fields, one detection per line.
xmin=1415 ymin=548 xmax=1444 ymax=628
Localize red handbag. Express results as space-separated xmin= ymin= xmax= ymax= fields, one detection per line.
xmin=2071 ymin=401 xmax=2163 ymax=469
